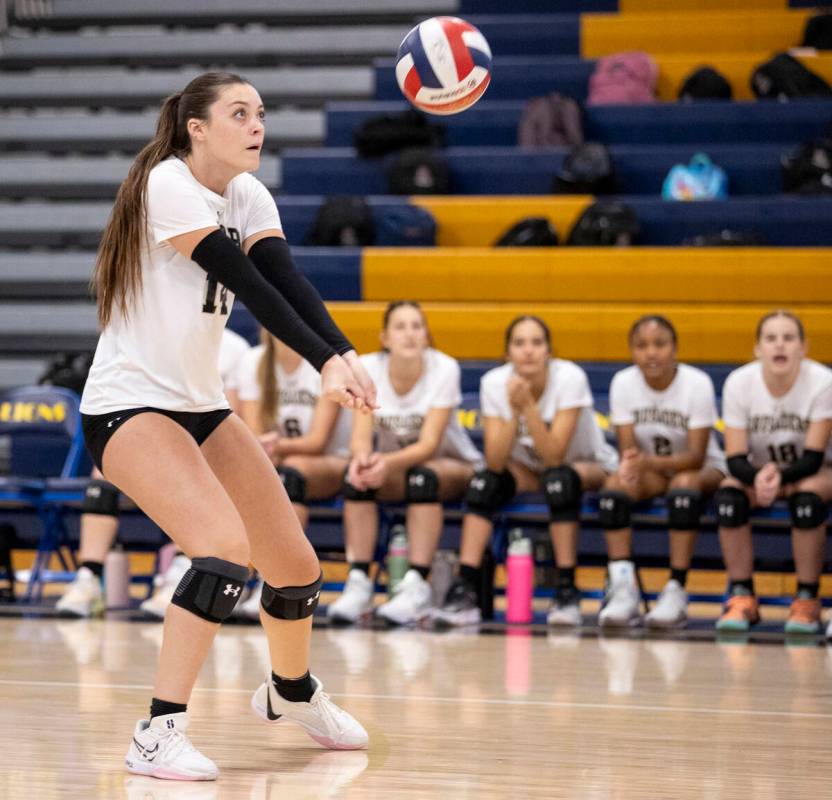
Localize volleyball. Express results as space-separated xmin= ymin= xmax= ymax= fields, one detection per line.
xmin=395 ymin=16 xmax=492 ymax=116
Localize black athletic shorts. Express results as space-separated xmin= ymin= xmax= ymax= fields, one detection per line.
xmin=81 ymin=407 xmax=233 ymax=472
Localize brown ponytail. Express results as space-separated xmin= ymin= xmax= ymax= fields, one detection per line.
xmin=257 ymin=330 xmax=280 ymax=432
xmin=92 ymin=72 xmax=248 ymax=327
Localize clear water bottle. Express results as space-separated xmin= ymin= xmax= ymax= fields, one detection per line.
xmin=505 ymin=528 xmax=534 ymax=624
xmin=386 ymin=524 xmax=409 ymax=593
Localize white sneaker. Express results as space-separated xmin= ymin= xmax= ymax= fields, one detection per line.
xmin=432 ymin=579 xmax=481 ymax=628
xmin=251 ymin=674 xmax=368 ymax=750
xmin=645 ymin=579 xmax=688 ymax=629
xmin=598 ymin=560 xmax=641 ymax=628
xmin=827 ymin=616 xmax=832 ymax=641
xmin=140 ymin=555 xmax=191 ymax=620
xmin=546 ymin=585 xmax=582 ymax=627
xmin=234 ymin=579 xmax=263 ymax=620
xmin=376 ymin=569 xmax=433 ymax=626
xmin=326 ymin=570 xmax=374 ymax=625
xmin=55 ymin=566 xmax=103 ymax=618
xmin=125 ymin=712 xmax=218 ymax=781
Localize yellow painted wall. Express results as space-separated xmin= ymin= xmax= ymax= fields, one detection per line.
xmin=621 ymin=0 xmax=784 ymax=12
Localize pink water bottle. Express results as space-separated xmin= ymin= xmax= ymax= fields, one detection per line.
xmin=505 ymin=528 xmax=534 ymax=624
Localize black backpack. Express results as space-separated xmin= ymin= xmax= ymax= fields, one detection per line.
xmin=303 ymin=196 xmax=375 ymax=246
xmin=803 ymin=13 xmax=832 ymax=50
xmin=781 ymin=138 xmax=832 ymax=194
xmin=552 ymin=142 xmax=617 ymax=195
xmin=494 ymin=217 xmax=559 ymax=246
xmin=566 ymin=201 xmax=639 ymax=246
xmin=682 ymin=230 xmax=767 ymax=247
xmin=678 ymin=66 xmax=732 ymax=101
xmin=353 ymin=110 xmax=445 ymax=158
xmin=387 ymin=148 xmax=450 ymax=195
xmin=38 ymin=352 xmax=94 ymax=396
xmin=751 ymin=53 xmax=832 ymax=100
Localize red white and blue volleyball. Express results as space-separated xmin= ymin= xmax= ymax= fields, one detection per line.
xmin=396 ymin=17 xmax=492 ymax=115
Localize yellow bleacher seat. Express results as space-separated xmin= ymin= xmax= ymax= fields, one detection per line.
xmin=329 ymin=303 xmax=832 ymax=362
xmin=408 ymin=196 xmax=593 ymax=247
xmin=362 ymin=248 xmax=832 ymax=304
xmin=621 ymin=0 xmax=785 ymax=12
xmin=582 ymin=10 xmax=811 ymax=57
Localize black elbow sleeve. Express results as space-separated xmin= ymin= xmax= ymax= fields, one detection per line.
xmin=726 ymin=454 xmax=759 ymax=487
xmin=780 ymin=449 xmax=825 ymax=485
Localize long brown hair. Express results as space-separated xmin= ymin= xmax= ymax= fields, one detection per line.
xmin=92 ymin=71 xmax=249 ymax=327
xmin=257 ymin=330 xmax=280 ymax=432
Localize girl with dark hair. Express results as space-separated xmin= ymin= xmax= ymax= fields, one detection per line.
xmin=715 ymin=310 xmax=832 ymax=635
xmin=80 ymin=72 xmax=374 ymax=780
xmin=597 ymin=315 xmax=725 ymax=629
xmin=433 ymin=315 xmax=617 ymax=628
xmin=328 ymin=301 xmax=482 ymax=626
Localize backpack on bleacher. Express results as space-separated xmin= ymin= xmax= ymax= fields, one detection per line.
xmin=678 ymin=66 xmax=733 ymax=101
xmin=373 ymin=204 xmax=437 ymax=246
xmin=353 ymin=110 xmax=445 ymax=158
xmin=552 ymin=142 xmax=617 ymax=194
xmin=566 ymin=201 xmax=640 ymax=246
xmin=517 ymin=93 xmax=584 ymax=148
xmin=781 ymin=138 xmax=832 ymax=194
xmin=587 ymin=51 xmax=658 ymax=105
xmin=802 ymin=13 xmax=832 ymax=50
xmin=662 ymin=153 xmax=728 ymax=201
xmin=303 ymin=196 xmax=375 ymax=246
xmin=38 ymin=352 xmax=93 ymax=396
xmin=494 ymin=217 xmax=559 ymax=247
xmin=386 ymin=148 xmax=450 ymax=195
xmin=751 ymin=53 xmax=832 ymax=100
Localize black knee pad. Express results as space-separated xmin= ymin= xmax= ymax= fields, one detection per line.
xmin=405 ymin=465 xmax=439 ymax=504
xmin=465 ymin=469 xmax=516 ymax=521
xmin=277 ymin=465 xmax=307 ymax=504
xmin=542 ymin=465 xmax=583 ymax=522
xmin=666 ymin=489 xmax=704 ymax=530
xmin=82 ymin=479 xmax=119 ymax=517
xmin=714 ymin=487 xmax=750 ymax=528
xmin=171 ymin=557 xmax=249 ymax=623
xmin=261 ymin=571 xmax=323 ymax=620
xmin=789 ymin=492 xmax=828 ymax=529
xmin=342 ymin=473 xmax=377 ymax=501
xmin=598 ymin=490 xmax=632 ymax=529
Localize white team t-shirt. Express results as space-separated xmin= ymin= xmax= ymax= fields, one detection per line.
xmin=237 ymin=344 xmax=350 ymax=457
xmin=218 ymin=328 xmax=251 ymax=393
xmin=81 ymin=157 xmax=281 ymax=414
xmin=610 ymin=363 xmax=726 ymax=473
xmin=722 ymin=358 xmax=832 ymax=467
xmin=480 ymin=359 xmax=618 ymax=474
xmin=361 ymin=349 xmax=483 ymax=466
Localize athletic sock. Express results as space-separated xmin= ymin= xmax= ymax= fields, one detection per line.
xmin=670 ymin=568 xmax=688 ymax=587
xmin=729 ymin=578 xmax=754 ymax=596
xmin=556 ymin=566 xmax=576 ymax=590
xmin=272 ymin=670 xmax=314 ymax=703
xmin=80 ymin=560 xmax=104 ymax=578
xmin=458 ymin=564 xmax=481 ymax=591
xmin=411 ymin=564 xmax=431 ymax=580
xmin=796 ymin=581 xmax=820 ymax=599
xmin=150 ymin=698 xmax=187 ymax=720
xmin=350 ymin=562 xmax=371 ymax=575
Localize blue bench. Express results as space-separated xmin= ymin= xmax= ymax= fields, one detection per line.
xmin=280 ymin=144 xmax=787 ymax=196
xmin=326 ymin=100 xmax=832 ymax=149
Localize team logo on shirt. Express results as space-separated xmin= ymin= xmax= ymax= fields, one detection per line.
xmin=377 ymin=413 xmax=424 ymax=442
xmin=748 ymin=412 xmax=808 ymax=434
xmin=633 ymin=407 xmax=690 ymax=431
xmin=278 ymin=388 xmax=318 ymax=407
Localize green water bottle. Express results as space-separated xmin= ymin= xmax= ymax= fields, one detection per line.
xmin=386 ymin=525 xmax=409 ymax=593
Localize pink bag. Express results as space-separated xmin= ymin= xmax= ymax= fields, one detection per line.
xmin=587 ymin=51 xmax=658 ymax=105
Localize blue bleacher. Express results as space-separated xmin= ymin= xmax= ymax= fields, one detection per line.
xmin=326 ymin=100 xmax=832 ymax=148
xmin=281 ymin=144 xmax=786 ymax=196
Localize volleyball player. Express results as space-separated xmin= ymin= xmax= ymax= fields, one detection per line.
xmin=715 ymin=311 xmax=832 ymax=635
xmin=433 ymin=315 xmax=618 ymax=628
xmin=598 ymin=315 xmax=726 ymax=628
xmin=328 ymin=301 xmax=482 ymax=626
xmin=235 ymin=331 xmax=352 ymax=617
xmin=56 ymin=327 xmax=251 ymax=618
xmin=80 ymin=72 xmax=374 ymax=780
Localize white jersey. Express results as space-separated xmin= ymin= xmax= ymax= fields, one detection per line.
xmin=218 ymin=328 xmax=251 ymax=393
xmin=81 ymin=157 xmax=281 ymax=415
xmin=480 ymin=359 xmax=618 ymax=474
xmin=237 ymin=345 xmax=350 ymax=457
xmin=610 ymin=363 xmax=726 ymax=473
xmin=722 ymin=358 xmax=832 ymax=468
xmin=361 ymin=349 xmax=483 ymax=466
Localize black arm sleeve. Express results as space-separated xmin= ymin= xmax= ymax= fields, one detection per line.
xmin=190 ymin=230 xmax=336 ymax=371
xmin=780 ymin=449 xmax=824 ymax=485
xmin=247 ymin=236 xmax=353 ymax=356
xmin=727 ymin=454 xmax=759 ymax=486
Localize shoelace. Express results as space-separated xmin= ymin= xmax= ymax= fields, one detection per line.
xmin=152 ymin=728 xmax=197 ymax=763
xmin=309 ymin=690 xmax=345 ymax=734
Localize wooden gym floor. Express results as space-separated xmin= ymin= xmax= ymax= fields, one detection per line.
xmin=1 ymin=613 xmax=831 ymax=799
